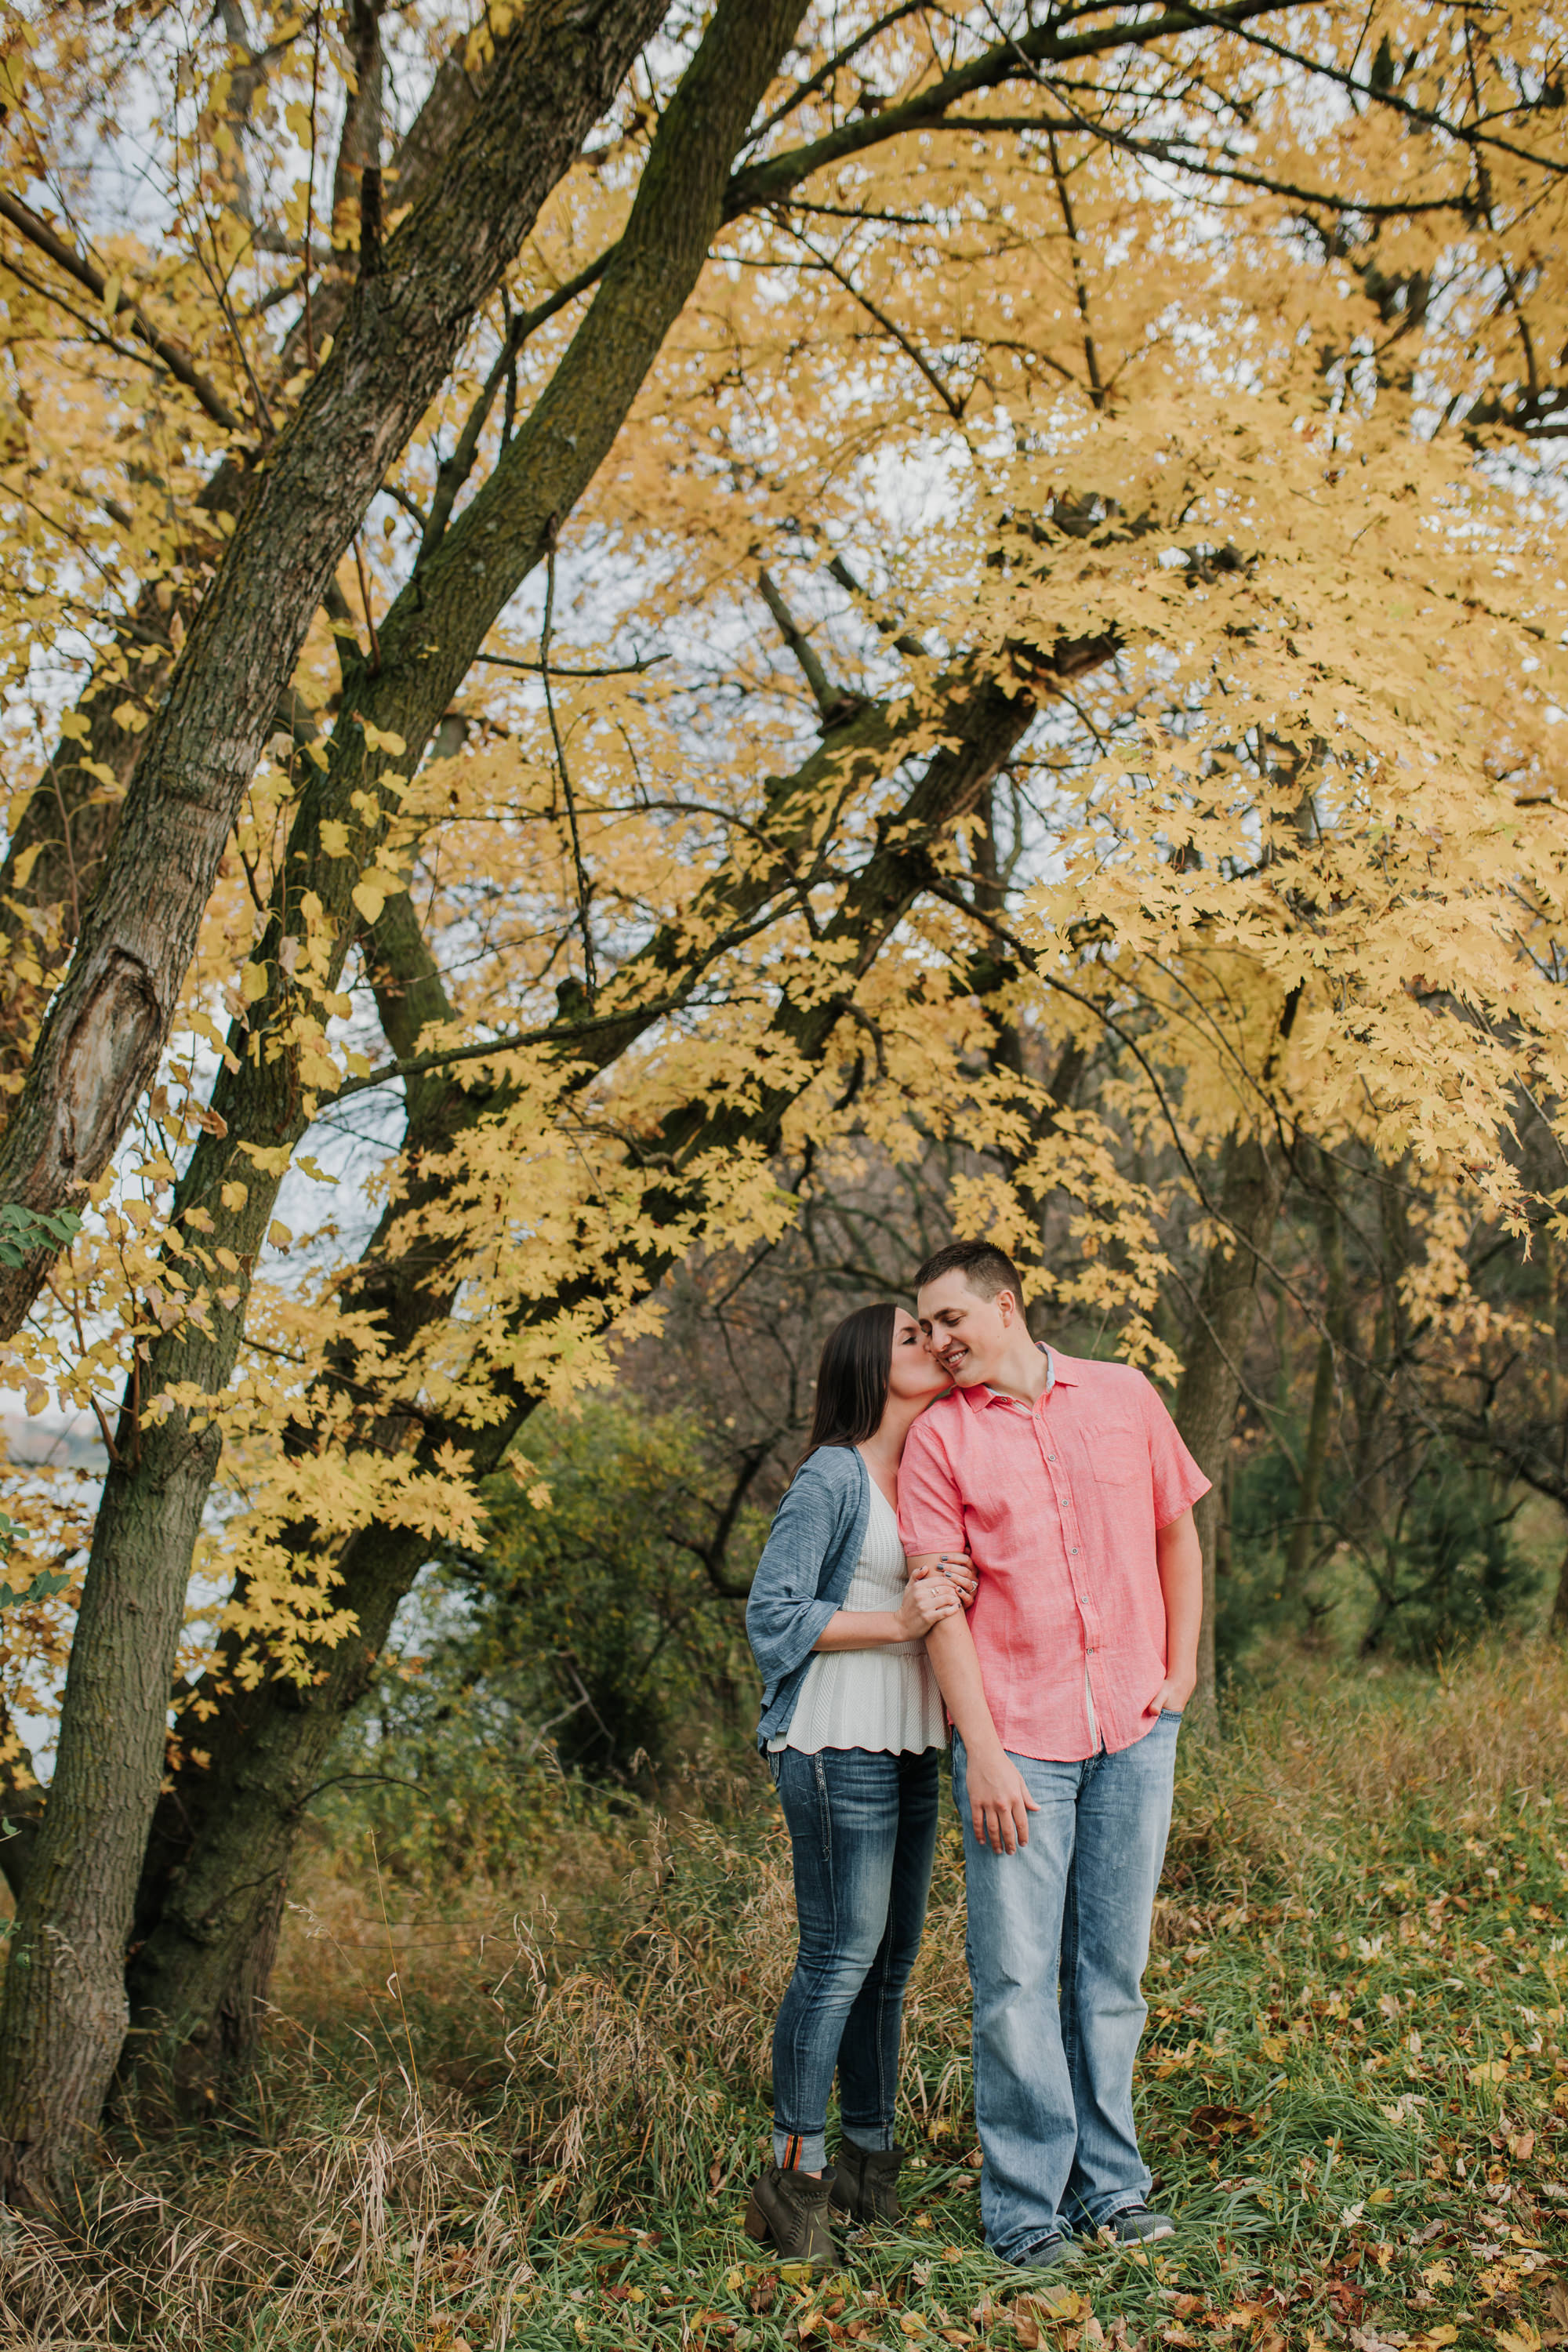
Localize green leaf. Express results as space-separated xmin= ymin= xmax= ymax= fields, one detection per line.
xmin=0 ymin=1203 xmax=84 ymax=1269
xmin=0 ymin=1567 xmax=71 ymax=1610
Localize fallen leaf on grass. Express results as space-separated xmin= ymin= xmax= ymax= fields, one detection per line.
xmin=1493 ymin=2328 xmax=1542 ymax=2352
xmin=1508 ymin=2131 xmax=1537 ymax=2161
xmin=1189 ymin=2105 xmax=1259 ymax=2147
xmin=1018 ymin=2287 xmax=1088 ymax=2324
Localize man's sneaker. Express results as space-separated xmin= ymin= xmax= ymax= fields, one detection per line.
xmin=829 ymin=2139 xmax=907 ymax=2224
xmin=1105 ymin=2204 xmax=1175 ymax=2243
xmin=1009 ymin=2231 xmax=1084 ymax=2269
xmin=744 ymin=2165 xmax=837 ymax=2273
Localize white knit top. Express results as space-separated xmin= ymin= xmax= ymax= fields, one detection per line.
xmin=769 ymin=1479 xmax=946 ymax=1757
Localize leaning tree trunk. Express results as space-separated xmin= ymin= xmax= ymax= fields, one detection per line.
xmin=0 ymin=1418 xmax=221 ymax=2201
xmin=123 ymin=1515 xmax=453 ymax=2102
xmin=1172 ymin=1129 xmax=1287 ymax=1730
xmin=0 ymin=0 xmax=673 ymax=1346
xmin=0 ymin=49 xmax=477 ymax=1096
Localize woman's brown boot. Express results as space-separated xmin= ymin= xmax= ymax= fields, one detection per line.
xmin=828 ymin=2139 xmax=908 ymax=2224
xmin=744 ymin=2164 xmax=837 ymax=2274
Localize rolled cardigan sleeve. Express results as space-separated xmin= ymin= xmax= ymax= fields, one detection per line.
xmin=745 ymin=1464 xmax=848 ymax=1693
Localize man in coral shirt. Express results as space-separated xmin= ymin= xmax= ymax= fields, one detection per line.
xmin=901 ymin=1240 xmax=1208 ymax=2270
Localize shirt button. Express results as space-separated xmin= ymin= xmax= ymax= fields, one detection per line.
xmin=1070 ymin=1546 xmax=1080 ymax=1555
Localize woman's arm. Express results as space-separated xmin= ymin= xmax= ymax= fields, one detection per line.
xmin=812 ymin=1568 xmax=964 ymax=1651
xmin=911 ymin=1556 xmax=1039 ymax=1855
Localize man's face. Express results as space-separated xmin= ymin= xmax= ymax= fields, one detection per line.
xmin=917 ymin=1270 xmax=1015 ymax=1385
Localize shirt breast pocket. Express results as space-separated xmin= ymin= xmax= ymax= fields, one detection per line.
xmin=1088 ymin=1424 xmax=1145 ymax=1485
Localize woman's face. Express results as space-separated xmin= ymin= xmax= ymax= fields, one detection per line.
xmin=886 ymin=1306 xmax=953 ymax=1404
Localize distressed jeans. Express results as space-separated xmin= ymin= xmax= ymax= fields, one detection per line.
xmin=953 ymin=1712 xmax=1179 ymax=2260
xmin=768 ymin=1744 xmax=942 ymax=2174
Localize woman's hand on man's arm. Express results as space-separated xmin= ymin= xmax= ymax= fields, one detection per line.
xmin=908 ymin=1552 xmax=978 ymax=1605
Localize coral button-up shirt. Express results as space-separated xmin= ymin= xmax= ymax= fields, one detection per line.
xmin=897 ymin=1348 xmax=1210 ymax=1762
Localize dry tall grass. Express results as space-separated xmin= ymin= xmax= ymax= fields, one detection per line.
xmin=0 ymin=1646 xmax=1563 ymax=2350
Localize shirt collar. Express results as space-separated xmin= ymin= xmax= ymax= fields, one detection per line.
xmin=958 ymin=1342 xmax=1075 ymax=1410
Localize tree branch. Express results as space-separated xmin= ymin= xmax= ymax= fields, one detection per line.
xmin=0 ymin=192 xmax=245 ymax=435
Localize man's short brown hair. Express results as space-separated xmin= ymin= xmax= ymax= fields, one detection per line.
xmin=914 ymin=1239 xmax=1027 ymax=1305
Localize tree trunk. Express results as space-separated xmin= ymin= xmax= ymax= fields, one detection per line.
xmin=122 ymin=1518 xmax=437 ymax=2106
xmin=0 ymin=47 xmax=481 ymax=1095
xmin=1283 ymin=1336 xmax=1334 ymax=1590
xmin=1283 ymin=1148 xmax=1347 ymax=1592
xmin=0 ymin=0 xmax=671 ymax=1344
xmin=1550 ymin=1541 xmax=1568 ymax=1637
xmin=1173 ymin=1130 xmax=1287 ymax=1730
xmin=0 ymin=1415 xmax=221 ymax=2199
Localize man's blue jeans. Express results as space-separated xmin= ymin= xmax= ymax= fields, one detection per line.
xmin=768 ymin=1745 xmax=941 ymax=2174
xmin=953 ymin=1714 xmax=1179 ymax=2259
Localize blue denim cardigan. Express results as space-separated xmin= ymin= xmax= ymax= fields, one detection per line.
xmin=746 ymin=1444 xmax=870 ymax=1751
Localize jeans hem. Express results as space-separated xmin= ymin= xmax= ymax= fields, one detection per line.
xmin=773 ymin=2127 xmax=829 ymax=2174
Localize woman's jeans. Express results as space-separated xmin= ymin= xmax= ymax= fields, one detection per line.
xmin=768 ymin=1744 xmax=942 ymax=2174
xmin=952 ymin=1712 xmax=1179 ymax=2260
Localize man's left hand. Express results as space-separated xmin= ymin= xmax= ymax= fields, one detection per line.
xmin=1145 ymin=1671 xmax=1196 ymax=1719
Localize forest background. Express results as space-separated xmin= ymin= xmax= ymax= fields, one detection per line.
xmin=1 ymin=0 xmax=1567 ymax=2342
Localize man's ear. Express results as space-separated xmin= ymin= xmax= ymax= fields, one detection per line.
xmin=998 ymin=1288 xmax=1016 ymax=1327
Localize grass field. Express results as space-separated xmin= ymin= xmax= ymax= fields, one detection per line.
xmin=2 ymin=1647 xmax=1565 ymax=2351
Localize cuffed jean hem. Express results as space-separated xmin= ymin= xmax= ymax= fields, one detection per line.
xmin=839 ymin=2121 xmax=896 ymax=2151
xmin=773 ymin=2128 xmax=828 ymax=2173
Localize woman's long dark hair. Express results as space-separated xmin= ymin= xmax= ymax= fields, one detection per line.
xmin=797 ymin=1301 xmax=898 ymax=1470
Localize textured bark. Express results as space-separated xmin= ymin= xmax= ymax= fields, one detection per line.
xmin=0 ymin=1416 xmax=220 ymax=2198
xmin=0 ymin=0 xmax=670 ymax=1345
xmin=1548 ymin=1543 xmax=1568 ymax=1636
xmin=0 ymin=44 xmax=475 ymax=1093
xmin=1283 ymin=1151 xmax=1345 ymax=1593
xmin=1284 ymin=1336 xmax=1334 ymax=1591
xmin=1173 ymin=1131 xmax=1287 ymax=1730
